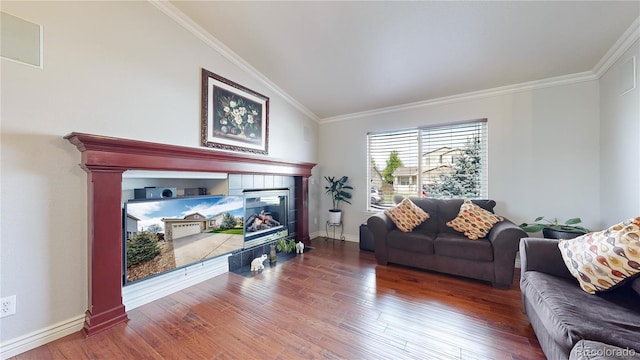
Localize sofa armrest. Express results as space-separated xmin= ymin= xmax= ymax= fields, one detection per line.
xmin=519 ymin=237 xmax=573 ymax=279
xmin=487 ymin=220 xmax=527 ymax=287
xmin=367 ymin=213 xmax=395 ymax=265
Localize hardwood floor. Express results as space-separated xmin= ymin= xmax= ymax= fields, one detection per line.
xmin=13 ymin=239 xmax=545 ymax=359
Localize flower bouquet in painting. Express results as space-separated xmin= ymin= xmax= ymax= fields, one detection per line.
xmin=201 ymin=68 xmax=269 ymax=154
xmin=213 ymin=88 xmax=263 ymax=143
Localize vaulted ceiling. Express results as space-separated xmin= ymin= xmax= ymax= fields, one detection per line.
xmin=169 ymin=1 xmax=639 ymax=121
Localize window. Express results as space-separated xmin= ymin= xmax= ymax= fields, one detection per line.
xmin=367 ymin=119 xmax=488 ymax=210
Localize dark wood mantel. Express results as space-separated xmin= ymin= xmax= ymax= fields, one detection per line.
xmin=65 ymin=132 xmax=316 ymax=336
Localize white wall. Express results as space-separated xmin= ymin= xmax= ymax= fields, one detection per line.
xmin=318 ymin=80 xmax=602 ymax=239
xmin=600 ymin=39 xmax=640 ymax=225
xmin=0 ymin=1 xmax=317 ymax=348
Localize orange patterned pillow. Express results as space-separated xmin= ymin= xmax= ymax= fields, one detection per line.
xmin=384 ymin=198 xmax=430 ymax=232
xmin=558 ymin=217 xmax=640 ymax=294
xmin=446 ymin=199 xmax=504 ymax=240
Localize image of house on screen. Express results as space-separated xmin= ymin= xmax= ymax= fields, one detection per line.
xmin=125 ymin=214 xmax=140 ymax=240
xmin=162 ymin=212 xmax=227 ymax=241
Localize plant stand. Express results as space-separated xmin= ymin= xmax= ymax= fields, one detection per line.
xmin=325 ymin=221 xmax=345 ymax=242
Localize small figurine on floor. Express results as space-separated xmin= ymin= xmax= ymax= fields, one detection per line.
xmin=296 ymin=241 xmax=305 ymax=254
xmin=250 ymin=254 xmax=267 ymax=272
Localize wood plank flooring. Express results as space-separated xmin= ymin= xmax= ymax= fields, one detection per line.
xmin=12 ymin=238 xmax=545 ymax=359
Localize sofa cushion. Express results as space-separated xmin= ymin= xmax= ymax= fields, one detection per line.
xmin=558 ymin=217 xmax=640 ymax=294
xmin=406 ymin=197 xmax=441 ymax=233
xmin=387 ymin=229 xmax=435 ymax=254
xmin=445 ymin=199 xmax=504 ymax=240
xmin=521 ymin=271 xmax=640 ymax=352
xmin=384 ymin=198 xmax=430 ymax=232
xmin=438 ymin=199 xmax=497 ymax=235
xmin=434 ymin=233 xmax=493 ymax=261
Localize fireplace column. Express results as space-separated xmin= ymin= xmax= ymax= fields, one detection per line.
xmin=295 ymin=176 xmax=311 ymax=245
xmin=82 ymin=167 xmax=128 ymax=335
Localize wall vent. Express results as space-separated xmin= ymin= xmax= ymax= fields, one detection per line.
xmin=619 ymin=56 xmax=636 ymax=96
xmin=1 ymin=12 xmax=42 ymax=68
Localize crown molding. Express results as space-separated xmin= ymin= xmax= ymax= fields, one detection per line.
xmin=148 ymin=0 xmax=320 ymax=123
xmin=150 ymin=0 xmax=637 ymax=126
xmin=319 ymin=71 xmax=597 ymax=124
xmin=320 ymin=15 xmax=640 ymax=125
xmin=593 ymin=16 xmax=640 ymax=79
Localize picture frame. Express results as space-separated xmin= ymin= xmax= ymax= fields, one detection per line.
xmin=201 ymin=68 xmax=269 ymax=154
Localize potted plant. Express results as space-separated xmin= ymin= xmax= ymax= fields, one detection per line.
xmin=519 ymin=217 xmax=590 ymax=239
xmin=275 ymin=237 xmax=296 ymax=254
xmin=324 ymin=175 xmax=353 ymax=224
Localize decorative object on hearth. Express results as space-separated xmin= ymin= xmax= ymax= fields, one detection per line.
xmin=520 ymin=216 xmax=590 ymax=239
xmin=201 ymin=68 xmax=269 ymax=154
xmin=250 ymin=254 xmax=267 ymax=272
xmin=269 ymin=244 xmax=277 ymax=264
xmin=296 ymin=241 xmax=305 ymax=254
xmin=276 ymin=237 xmax=296 ymax=254
xmin=324 ymin=175 xmax=353 ymax=224
xmin=232 ymin=246 xmax=313 ymax=278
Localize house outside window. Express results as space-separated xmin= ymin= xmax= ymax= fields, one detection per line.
xmin=367 ymin=119 xmax=488 ymax=210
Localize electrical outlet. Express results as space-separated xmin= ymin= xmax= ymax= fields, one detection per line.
xmin=1 ymin=295 xmax=17 ymax=318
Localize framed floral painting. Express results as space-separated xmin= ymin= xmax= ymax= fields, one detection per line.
xmin=201 ymin=68 xmax=269 ymax=154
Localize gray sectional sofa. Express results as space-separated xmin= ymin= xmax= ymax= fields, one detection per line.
xmin=367 ymin=198 xmax=526 ymax=288
xmin=520 ymin=237 xmax=640 ymax=360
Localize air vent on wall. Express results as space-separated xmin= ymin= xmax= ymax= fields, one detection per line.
xmin=618 ymin=56 xmax=636 ymax=96
xmin=1 ymin=12 xmax=42 ymax=68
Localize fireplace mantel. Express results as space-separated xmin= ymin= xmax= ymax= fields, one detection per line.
xmin=65 ymin=132 xmax=316 ymax=336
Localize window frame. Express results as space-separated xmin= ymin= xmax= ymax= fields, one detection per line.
xmin=367 ymin=119 xmax=488 ymax=211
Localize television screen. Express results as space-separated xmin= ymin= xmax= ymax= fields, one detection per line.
xmin=123 ymin=195 xmax=244 ymax=284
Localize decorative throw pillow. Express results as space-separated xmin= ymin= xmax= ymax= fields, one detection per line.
xmin=384 ymin=198 xmax=430 ymax=232
xmin=558 ymin=217 xmax=640 ymax=294
xmin=446 ymin=199 xmax=504 ymax=240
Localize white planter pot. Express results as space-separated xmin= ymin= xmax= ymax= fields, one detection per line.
xmin=328 ymin=210 xmax=342 ymax=224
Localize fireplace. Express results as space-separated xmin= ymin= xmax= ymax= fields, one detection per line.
xmin=64 ymin=132 xmax=315 ymax=336
xmin=243 ymin=189 xmax=290 ymax=248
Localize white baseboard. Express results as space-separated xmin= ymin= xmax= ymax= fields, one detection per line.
xmin=0 ymin=315 xmax=85 ymax=360
xmin=310 ymin=230 xmax=358 ymax=243
xmin=1 ymin=255 xmax=230 ymax=359
xmin=123 ymin=254 xmax=230 ymax=311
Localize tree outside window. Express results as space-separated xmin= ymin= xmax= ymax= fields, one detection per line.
xmin=367 ymin=120 xmax=487 ymax=210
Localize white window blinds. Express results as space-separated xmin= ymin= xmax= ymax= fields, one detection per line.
xmin=367 ymin=119 xmax=488 ymax=210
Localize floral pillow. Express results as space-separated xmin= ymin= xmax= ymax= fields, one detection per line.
xmin=558 ymin=217 xmax=640 ymax=294
xmin=446 ymin=199 xmax=504 ymax=240
xmin=384 ymin=198 xmax=430 ymax=232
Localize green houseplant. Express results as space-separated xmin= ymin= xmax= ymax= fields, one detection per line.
xmin=519 ymin=217 xmax=590 ymax=239
xmin=324 ymin=175 xmax=354 ymax=224
xmin=275 ymin=237 xmax=296 ymax=253
xmin=269 ymin=238 xmax=296 ymax=264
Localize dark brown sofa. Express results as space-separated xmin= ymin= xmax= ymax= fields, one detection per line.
xmin=520 ymin=237 xmax=640 ymax=359
xmin=367 ymin=197 xmax=526 ymax=288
